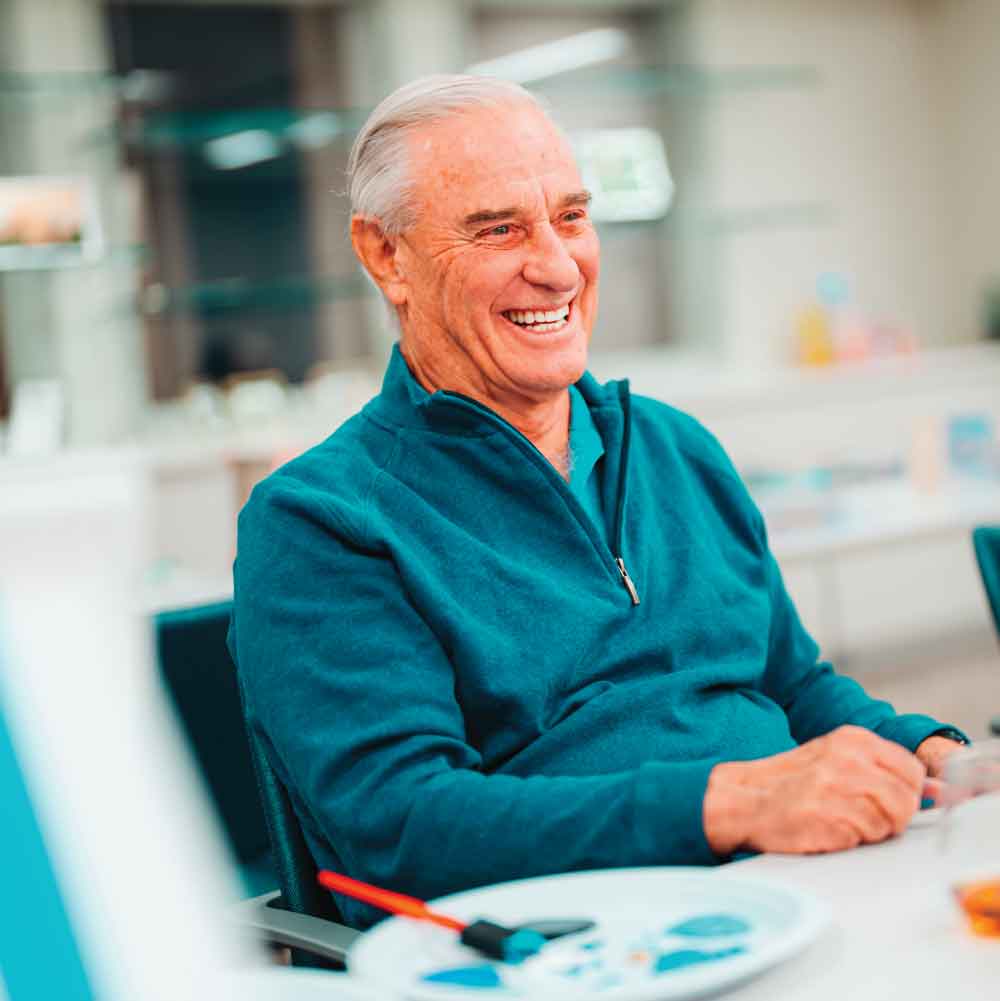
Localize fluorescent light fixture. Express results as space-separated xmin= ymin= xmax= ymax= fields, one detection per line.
xmin=466 ymin=27 xmax=629 ymax=85
xmin=202 ymin=129 xmax=283 ymax=170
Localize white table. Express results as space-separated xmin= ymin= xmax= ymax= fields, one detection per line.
xmin=723 ymin=819 xmax=999 ymax=999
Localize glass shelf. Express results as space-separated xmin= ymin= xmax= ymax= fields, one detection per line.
xmin=0 ymin=244 xmax=149 ymax=275
xmin=1 ymin=62 xmax=821 ymax=156
xmin=0 ymin=71 xmax=119 ymax=96
xmin=122 ymin=108 xmax=366 ymax=152
xmin=0 ymin=62 xmax=820 ymax=99
xmin=596 ymin=200 xmax=834 ymax=240
xmin=140 ymin=272 xmax=373 ymax=317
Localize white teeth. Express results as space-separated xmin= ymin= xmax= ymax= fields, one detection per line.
xmin=503 ymin=304 xmax=571 ymax=327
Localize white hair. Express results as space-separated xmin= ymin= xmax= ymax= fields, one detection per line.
xmin=347 ymin=73 xmax=547 ymax=234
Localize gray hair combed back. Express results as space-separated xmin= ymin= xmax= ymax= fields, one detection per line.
xmin=347 ymin=74 xmax=545 ymax=235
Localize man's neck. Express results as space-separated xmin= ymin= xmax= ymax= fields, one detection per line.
xmin=401 ymin=343 xmax=572 ymax=478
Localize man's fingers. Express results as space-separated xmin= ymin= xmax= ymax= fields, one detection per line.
xmin=874 ymin=770 xmax=922 ymax=833
xmin=830 ymin=746 xmax=922 ymax=836
xmin=922 ymin=776 xmax=945 ymax=805
xmin=829 ymin=726 xmax=926 ymax=793
xmin=870 ymin=735 xmax=927 ymax=792
xmin=925 ymin=776 xmax=977 ymax=809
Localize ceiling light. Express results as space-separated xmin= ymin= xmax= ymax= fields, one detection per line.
xmin=202 ymin=129 xmax=283 ymax=170
xmin=465 ymin=28 xmax=629 ymax=85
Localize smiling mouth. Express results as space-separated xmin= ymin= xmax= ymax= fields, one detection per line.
xmin=501 ymin=302 xmax=571 ymax=333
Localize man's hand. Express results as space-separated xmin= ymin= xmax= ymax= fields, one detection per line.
xmin=703 ymin=725 xmax=926 ymax=856
xmin=914 ymin=734 xmax=963 ymax=779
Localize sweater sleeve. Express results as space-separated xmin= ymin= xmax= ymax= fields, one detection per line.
xmin=754 ymin=510 xmax=964 ymax=751
xmin=231 ymin=478 xmax=719 ymax=927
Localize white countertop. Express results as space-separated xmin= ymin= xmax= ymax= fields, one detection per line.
xmin=770 ymin=478 xmax=1000 ymax=563
xmin=723 ymin=820 xmax=1000 ymax=999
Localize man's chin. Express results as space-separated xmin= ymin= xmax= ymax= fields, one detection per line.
xmin=514 ymin=351 xmax=588 ymax=396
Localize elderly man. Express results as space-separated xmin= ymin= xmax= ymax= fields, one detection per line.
xmin=229 ymin=75 xmax=965 ymax=929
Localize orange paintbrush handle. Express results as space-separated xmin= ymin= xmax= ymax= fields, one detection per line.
xmin=317 ymin=870 xmax=466 ymax=932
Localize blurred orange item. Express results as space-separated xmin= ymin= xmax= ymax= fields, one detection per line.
xmin=954 ymin=879 xmax=1000 ymax=938
xmin=795 ymin=305 xmax=835 ymax=366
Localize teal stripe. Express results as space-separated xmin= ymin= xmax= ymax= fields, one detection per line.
xmin=0 ymin=636 xmax=96 ymax=1001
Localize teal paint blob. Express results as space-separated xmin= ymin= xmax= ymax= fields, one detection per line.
xmin=654 ymin=946 xmax=746 ymax=974
xmin=422 ymin=965 xmax=505 ymax=988
xmin=502 ymin=928 xmax=547 ymax=963
xmin=667 ymin=914 xmax=751 ymax=937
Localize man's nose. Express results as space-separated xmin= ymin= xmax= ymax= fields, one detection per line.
xmin=521 ymin=223 xmax=580 ymax=292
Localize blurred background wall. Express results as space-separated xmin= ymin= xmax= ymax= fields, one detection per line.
xmin=1 ymin=0 xmax=999 ymax=732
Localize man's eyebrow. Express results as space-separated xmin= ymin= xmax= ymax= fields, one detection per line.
xmin=462 ymin=206 xmax=521 ymax=227
xmin=461 ymin=191 xmax=593 ymax=229
xmin=559 ymin=190 xmax=593 ymax=209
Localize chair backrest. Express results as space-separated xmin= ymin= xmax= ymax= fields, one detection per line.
xmin=972 ymin=526 xmax=1000 ymax=640
xmin=154 ymin=602 xmax=273 ymax=894
xmin=156 ymin=598 xmax=348 ymax=961
xmin=235 ymin=668 xmax=345 ymax=926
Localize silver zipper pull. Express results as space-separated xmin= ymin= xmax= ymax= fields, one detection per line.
xmin=615 ymin=557 xmax=640 ymax=605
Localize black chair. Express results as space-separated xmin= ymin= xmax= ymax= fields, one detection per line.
xmin=155 ymin=601 xmax=359 ymax=966
xmin=971 ymin=526 xmax=1000 ymax=737
xmin=155 ymin=602 xmax=274 ymax=895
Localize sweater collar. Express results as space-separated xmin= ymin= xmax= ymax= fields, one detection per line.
xmin=366 ymin=342 xmax=628 ymax=434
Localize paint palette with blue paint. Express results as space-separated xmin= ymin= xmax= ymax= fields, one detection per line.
xmin=494 ymin=911 xmax=758 ymax=995
xmin=412 ymin=913 xmax=759 ymax=995
xmin=349 ymin=867 xmax=831 ymax=1000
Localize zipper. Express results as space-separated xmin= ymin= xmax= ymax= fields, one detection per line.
xmin=612 ymin=383 xmax=639 ymax=605
xmin=616 ymin=557 xmax=640 ymax=606
xmin=435 ymin=388 xmax=640 ymax=607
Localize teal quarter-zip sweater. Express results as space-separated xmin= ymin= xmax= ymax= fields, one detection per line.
xmin=229 ymin=345 xmax=954 ymax=928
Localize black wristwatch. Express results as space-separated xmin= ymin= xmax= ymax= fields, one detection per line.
xmin=930 ymin=727 xmax=971 ymax=746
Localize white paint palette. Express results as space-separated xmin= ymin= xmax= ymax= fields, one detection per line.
xmin=348 ymin=867 xmax=830 ymax=1001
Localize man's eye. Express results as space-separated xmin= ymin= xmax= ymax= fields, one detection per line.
xmin=489 ymin=224 xmax=511 ymax=236
xmin=562 ymin=211 xmax=586 ymax=223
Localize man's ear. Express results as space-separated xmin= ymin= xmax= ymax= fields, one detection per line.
xmin=350 ymin=217 xmax=408 ymax=307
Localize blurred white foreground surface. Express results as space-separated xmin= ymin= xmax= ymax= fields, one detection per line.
xmin=0 ymin=457 xmax=390 ymax=1001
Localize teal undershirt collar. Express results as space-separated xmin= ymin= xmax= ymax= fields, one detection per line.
xmin=567 ymin=384 xmax=607 ymax=544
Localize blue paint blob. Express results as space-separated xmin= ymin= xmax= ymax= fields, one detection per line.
xmin=654 ymin=946 xmax=746 ymax=975
xmin=667 ymin=914 xmax=751 ymax=938
xmin=579 ymin=939 xmax=604 ymax=952
xmin=422 ymin=965 xmax=505 ymax=989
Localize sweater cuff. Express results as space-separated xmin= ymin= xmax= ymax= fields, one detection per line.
xmin=873 ymin=713 xmax=971 ymax=753
xmin=633 ymin=759 xmax=721 ymax=867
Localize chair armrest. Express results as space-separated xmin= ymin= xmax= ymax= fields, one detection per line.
xmin=235 ymin=891 xmax=362 ymax=965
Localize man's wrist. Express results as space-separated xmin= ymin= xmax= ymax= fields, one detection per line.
xmin=703 ymin=761 xmax=759 ymax=857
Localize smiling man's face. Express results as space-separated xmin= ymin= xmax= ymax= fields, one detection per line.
xmin=390 ymin=100 xmax=600 ymax=407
